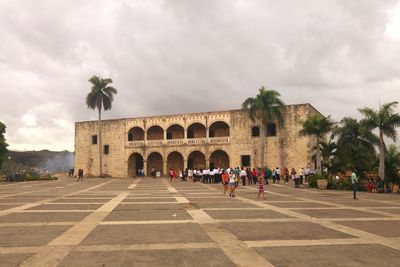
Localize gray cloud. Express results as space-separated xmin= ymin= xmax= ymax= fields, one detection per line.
xmin=1 ymin=0 xmax=400 ymax=151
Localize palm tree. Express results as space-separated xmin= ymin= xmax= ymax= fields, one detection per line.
xmin=335 ymin=117 xmax=378 ymax=173
xmin=385 ymin=144 xmax=400 ymax=187
xmin=300 ymin=114 xmax=335 ymax=174
xmin=86 ymin=75 xmax=118 ymax=177
xmin=359 ymin=102 xmax=400 ymax=181
xmin=241 ymin=87 xmax=285 ymax=168
xmin=318 ymin=137 xmax=337 ymax=175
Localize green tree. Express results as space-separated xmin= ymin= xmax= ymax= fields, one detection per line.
xmin=318 ymin=137 xmax=337 ymax=175
xmin=300 ymin=114 xmax=335 ymax=174
xmin=241 ymin=87 xmax=285 ymax=168
xmin=0 ymin=121 xmax=8 ymax=170
xmin=385 ymin=144 xmax=400 ymax=186
xmin=334 ymin=117 xmax=378 ymax=174
xmin=86 ymin=75 xmax=118 ymax=177
xmin=359 ymin=102 xmax=400 ymax=180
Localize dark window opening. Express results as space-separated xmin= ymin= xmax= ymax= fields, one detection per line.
xmin=266 ymin=123 xmax=276 ymax=136
xmin=209 ymin=130 xmax=215 ymax=138
xmin=167 ymin=132 xmax=173 ymax=140
xmin=92 ymin=135 xmax=97 ymax=145
xmin=104 ymin=145 xmax=109 ymax=155
xmin=187 ymin=129 xmax=194 ymax=138
xmin=241 ymin=155 xmax=251 ymax=167
xmin=251 ymin=127 xmax=260 ymax=137
xmin=128 ymin=133 xmax=133 ymax=141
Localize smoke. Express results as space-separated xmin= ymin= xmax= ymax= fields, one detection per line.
xmin=40 ymin=151 xmax=74 ymax=172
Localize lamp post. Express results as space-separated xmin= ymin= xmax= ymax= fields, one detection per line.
xmin=7 ymin=156 xmax=11 ymax=182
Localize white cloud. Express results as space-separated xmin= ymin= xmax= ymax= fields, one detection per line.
xmin=1 ymin=0 xmax=400 ymax=151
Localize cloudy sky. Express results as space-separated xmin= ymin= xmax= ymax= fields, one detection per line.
xmin=1 ymin=0 xmax=400 ymax=151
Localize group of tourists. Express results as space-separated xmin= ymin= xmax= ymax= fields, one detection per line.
xmin=168 ymin=166 xmax=314 ymax=186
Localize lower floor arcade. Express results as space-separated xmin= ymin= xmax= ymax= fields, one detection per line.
xmin=127 ymin=150 xmax=230 ymax=177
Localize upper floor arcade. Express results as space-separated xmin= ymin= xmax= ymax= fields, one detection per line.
xmin=126 ymin=120 xmax=230 ymax=147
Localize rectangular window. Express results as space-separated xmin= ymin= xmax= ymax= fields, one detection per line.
xmin=241 ymin=155 xmax=251 ymax=167
xmin=92 ymin=135 xmax=97 ymax=145
xmin=251 ymin=127 xmax=260 ymax=137
xmin=104 ymin=145 xmax=109 ymax=155
xmin=266 ymin=123 xmax=276 ymax=136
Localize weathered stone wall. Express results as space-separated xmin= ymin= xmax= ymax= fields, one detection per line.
xmin=75 ymin=104 xmax=321 ymax=177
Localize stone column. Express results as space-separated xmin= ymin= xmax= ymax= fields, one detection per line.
xmin=163 ymin=159 xmax=167 ymax=176
xmin=143 ymin=160 xmax=148 ymax=176
xmin=184 ymin=159 xmax=188 ymax=169
xmin=206 ymin=159 xmax=210 ymax=169
xmin=206 ymin=127 xmax=210 ymax=143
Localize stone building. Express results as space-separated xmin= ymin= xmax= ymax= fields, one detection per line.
xmin=74 ymin=103 xmax=321 ymax=177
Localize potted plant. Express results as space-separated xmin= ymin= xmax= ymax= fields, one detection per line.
xmin=317 ymin=177 xmax=328 ymax=190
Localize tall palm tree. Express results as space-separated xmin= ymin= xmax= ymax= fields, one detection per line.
xmin=359 ymin=102 xmax=400 ymax=180
xmin=300 ymin=114 xmax=335 ymax=174
xmin=241 ymin=87 xmax=285 ymax=168
xmin=86 ymin=75 xmax=118 ymax=177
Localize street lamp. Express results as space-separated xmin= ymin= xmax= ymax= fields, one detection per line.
xmin=7 ymin=156 xmax=11 ymax=182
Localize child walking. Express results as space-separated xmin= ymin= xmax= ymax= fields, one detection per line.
xmin=258 ymin=177 xmax=265 ymax=199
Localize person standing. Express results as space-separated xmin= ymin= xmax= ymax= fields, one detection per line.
xmin=351 ymin=170 xmax=358 ymax=199
xmin=228 ymin=171 xmax=236 ymax=197
xmin=240 ymin=167 xmax=247 ymax=186
xmin=291 ymin=167 xmax=298 ymax=188
xmin=222 ymin=170 xmax=229 ymax=196
xmin=276 ymin=167 xmax=280 ymax=183
xmin=304 ymin=165 xmax=311 ymax=184
xmin=272 ymin=169 xmax=276 ymax=184
xmin=258 ymin=177 xmax=265 ymax=199
xmin=252 ymin=168 xmax=258 ymax=185
xmin=77 ymin=169 xmax=83 ymax=182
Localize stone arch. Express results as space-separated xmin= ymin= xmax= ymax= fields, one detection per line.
xmin=147 ymin=152 xmax=163 ymax=176
xmin=128 ymin=127 xmax=145 ymax=141
xmin=127 ymin=152 xmax=144 ymax=177
xmin=188 ymin=150 xmax=206 ymax=170
xmin=210 ymin=150 xmax=230 ymax=169
xmin=147 ymin=125 xmax=164 ymax=140
xmin=209 ymin=121 xmax=230 ymax=137
xmin=167 ymin=151 xmax=184 ymax=171
xmin=166 ymin=124 xmax=184 ymax=140
xmin=187 ymin=123 xmax=206 ymax=138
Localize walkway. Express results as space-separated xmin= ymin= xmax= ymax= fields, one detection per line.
xmin=0 ymin=178 xmax=399 ymax=266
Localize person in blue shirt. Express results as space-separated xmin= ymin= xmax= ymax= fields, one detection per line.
xmin=351 ymin=169 xmax=358 ymax=199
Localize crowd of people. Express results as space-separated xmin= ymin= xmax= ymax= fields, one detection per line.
xmin=168 ymin=165 xmax=314 ymax=198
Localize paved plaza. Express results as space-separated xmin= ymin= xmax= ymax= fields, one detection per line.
xmin=0 ymin=177 xmax=399 ymax=266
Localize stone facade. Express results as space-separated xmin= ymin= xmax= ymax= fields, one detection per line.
xmin=74 ymin=104 xmax=321 ymax=177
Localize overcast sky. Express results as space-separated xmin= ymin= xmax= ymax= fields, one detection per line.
xmin=1 ymin=0 xmax=400 ymax=151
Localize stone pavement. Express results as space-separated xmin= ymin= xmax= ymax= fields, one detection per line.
xmin=0 ymin=177 xmax=399 ymax=267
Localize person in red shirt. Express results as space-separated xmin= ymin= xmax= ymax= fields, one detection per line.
xmin=221 ymin=170 xmax=229 ymax=196
xmin=252 ymin=168 xmax=258 ymax=185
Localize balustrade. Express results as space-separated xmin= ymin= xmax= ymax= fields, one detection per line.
xmin=127 ymin=137 xmax=229 ymax=147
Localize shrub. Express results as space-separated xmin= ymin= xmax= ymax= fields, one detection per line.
xmin=327 ymin=178 xmax=352 ymax=190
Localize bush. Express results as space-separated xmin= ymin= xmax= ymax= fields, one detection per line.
xmin=327 ymin=178 xmax=352 ymax=190
xmin=308 ymin=174 xmax=328 ymax=188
